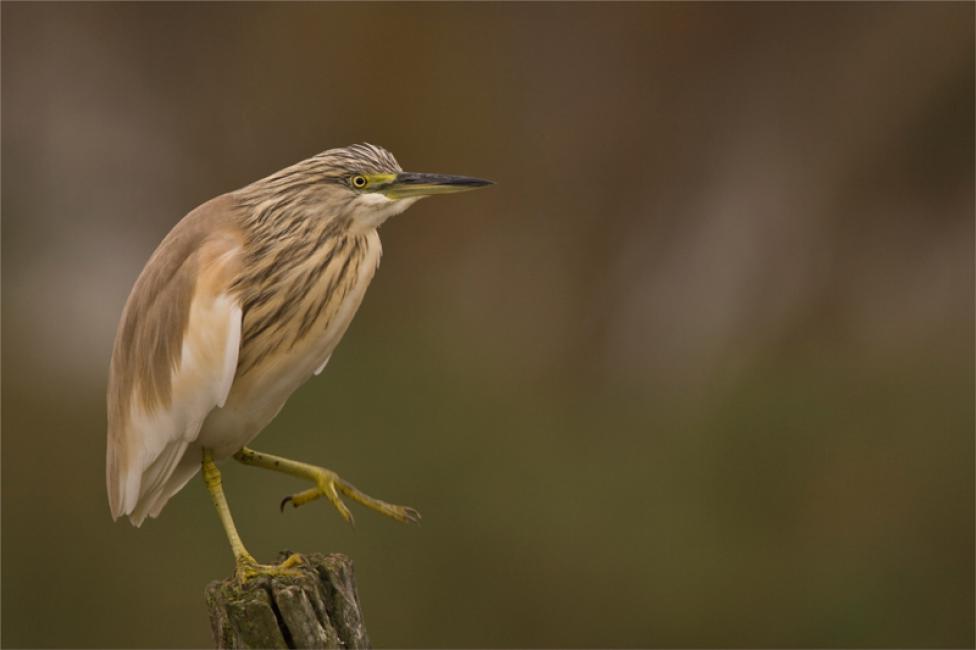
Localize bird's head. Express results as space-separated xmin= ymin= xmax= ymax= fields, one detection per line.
xmin=300 ymin=143 xmax=493 ymax=231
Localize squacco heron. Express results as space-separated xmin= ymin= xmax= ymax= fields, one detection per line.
xmin=106 ymin=144 xmax=492 ymax=578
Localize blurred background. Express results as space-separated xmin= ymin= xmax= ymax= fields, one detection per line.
xmin=2 ymin=3 xmax=973 ymax=648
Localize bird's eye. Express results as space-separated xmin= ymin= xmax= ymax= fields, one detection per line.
xmin=351 ymin=175 xmax=368 ymax=189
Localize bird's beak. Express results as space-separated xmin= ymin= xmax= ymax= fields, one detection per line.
xmin=382 ymin=172 xmax=494 ymax=200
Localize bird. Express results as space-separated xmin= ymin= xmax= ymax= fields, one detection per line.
xmin=106 ymin=143 xmax=492 ymax=579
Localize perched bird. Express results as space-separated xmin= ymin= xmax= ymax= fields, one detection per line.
xmin=107 ymin=143 xmax=492 ymax=578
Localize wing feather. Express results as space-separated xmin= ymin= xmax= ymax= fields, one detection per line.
xmin=106 ymin=196 xmax=244 ymax=525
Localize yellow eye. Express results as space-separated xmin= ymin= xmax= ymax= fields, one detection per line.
xmin=351 ymin=175 xmax=368 ymax=189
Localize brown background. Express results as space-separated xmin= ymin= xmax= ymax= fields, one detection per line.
xmin=2 ymin=3 xmax=973 ymax=647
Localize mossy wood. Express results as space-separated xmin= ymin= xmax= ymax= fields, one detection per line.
xmin=205 ymin=552 xmax=371 ymax=649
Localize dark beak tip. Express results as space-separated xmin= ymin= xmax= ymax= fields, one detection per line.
xmin=459 ymin=176 xmax=494 ymax=188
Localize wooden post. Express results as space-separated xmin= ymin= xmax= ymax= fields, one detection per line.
xmin=205 ymin=552 xmax=371 ymax=649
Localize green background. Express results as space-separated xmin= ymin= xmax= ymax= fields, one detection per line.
xmin=2 ymin=3 xmax=973 ymax=647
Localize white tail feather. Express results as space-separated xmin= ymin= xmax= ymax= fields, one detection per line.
xmin=128 ymin=440 xmax=189 ymax=526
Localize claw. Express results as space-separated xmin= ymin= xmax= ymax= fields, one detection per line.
xmin=401 ymin=507 xmax=422 ymax=524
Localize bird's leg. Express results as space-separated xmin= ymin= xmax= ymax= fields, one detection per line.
xmin=233 ymin=447 xmax=421 ymax=526
xmin=201 ymin=449 xmax=253 ymax=564
xmin=201 ymin=448 xmax=304 ymax=583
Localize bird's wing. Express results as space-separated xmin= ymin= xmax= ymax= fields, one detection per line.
xmin=106 ymin=196 xmax=244 ymax=525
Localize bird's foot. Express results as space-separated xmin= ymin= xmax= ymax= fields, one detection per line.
xmin=279 ymin=467 xmax=421 ymax=526
xmin=234 ymin=551 xmax=305 ymax=584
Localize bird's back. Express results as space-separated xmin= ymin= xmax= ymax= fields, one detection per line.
xmin=107 ymin=195 xmax=246 ymax=523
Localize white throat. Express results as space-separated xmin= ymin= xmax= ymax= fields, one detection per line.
xmin=350 ymin=193 xmax=421 ymax=233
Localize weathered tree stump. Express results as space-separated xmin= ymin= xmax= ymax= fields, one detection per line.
xmin=205 ymin=552 xmax=371 ymax=649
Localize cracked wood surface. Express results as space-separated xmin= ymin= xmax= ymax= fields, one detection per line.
xmin=205 ymin=552 xmax=371 ymax=649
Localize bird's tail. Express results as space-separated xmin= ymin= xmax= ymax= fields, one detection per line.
xmin=109 ymin=439 xmax=201 ymax=527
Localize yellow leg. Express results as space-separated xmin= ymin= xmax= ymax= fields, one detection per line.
xmin=233 ymin=447 xmax=420 ymax=526
xmin=201 ymin=448 xmax=304 ymax=582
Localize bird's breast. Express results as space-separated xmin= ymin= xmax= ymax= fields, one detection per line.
xmin=198 ymin=228 xmax=382 ymax=455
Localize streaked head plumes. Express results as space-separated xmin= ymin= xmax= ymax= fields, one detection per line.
xmin=236 ymin=143 xmax=492 ymax=233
